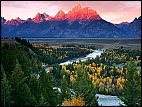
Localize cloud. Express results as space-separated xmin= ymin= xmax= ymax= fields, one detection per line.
xmin=1 ymin=1 xmax=61 ymax=20
xmin=1 ymin=1 xmax=31 ymax=8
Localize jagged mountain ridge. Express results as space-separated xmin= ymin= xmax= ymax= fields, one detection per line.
xmin=1 ymin=4 xmax=141 ymax=38
xmin=115 ymin=16 xmax=141 ymax=37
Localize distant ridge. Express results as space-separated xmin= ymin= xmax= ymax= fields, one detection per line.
xmin=1 ymin=4 xmax=141 ymax=38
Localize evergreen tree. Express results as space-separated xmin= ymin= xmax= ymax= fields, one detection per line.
xmin=10 ymin=59 xmax=26 ymax=106
xmin=1 ymin=64 xmax=11 ymax=106
xmin=72 ymin=66 xmax=98 ymax=106
xmin=60 ymin=75 xmax=71 ymax=104
xmin=1 ymin=44 xmax=16 ymax=76
xmin=39 ymin=71 xmax=58 ymax=106
xmin=29 ymin=75 xmax=41 ymax=105
xmin=39 ymin=94 xmax=48 ymax=106
xmin=120 ymin=60 xmax=141 ymax=106
xmin=20 ymin=83 xmax=32 ymax=106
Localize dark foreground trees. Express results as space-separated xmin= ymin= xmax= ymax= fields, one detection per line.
xmin=1 ymin=64 xmax=11 ymax=106
xmin=72 ymin=66 xmax=98 ymax=106
xmin=119 ymin=60 xmax=141 ymax=106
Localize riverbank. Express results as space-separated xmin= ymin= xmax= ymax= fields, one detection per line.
xmin=44 ymin=49 xmax=104 ymax=72
xmin=45 ymin=49 xmax=126 ymax=106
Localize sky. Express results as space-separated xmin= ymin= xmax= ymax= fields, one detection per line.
xmin=1 ymin=1 xmax=141 ymax=24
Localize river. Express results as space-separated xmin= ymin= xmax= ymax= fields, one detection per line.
xmin=45 ymin=49 xmax=104 ymax=72
xmin=45 ymin=49 xmax=125 ymax=106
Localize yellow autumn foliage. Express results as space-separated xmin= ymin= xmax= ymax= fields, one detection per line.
xmin=100 ymin=63 xmax=103 ymax=67
xmin=92 ymin=69 xmax=96 ymax=73
xmin=121 ymin=78 xmax=125 ymax=84
xmin=97 ymin=67 xmax=101 ymax=73
xmin=65 ymin=70 xmax=70 ymax=74
xmin=112 ymin=84 xmax=115 ymax=88
xmin=95 ymin=79 xmax=100 ymax=85
xmin=99 ymin=82 xmax=104 ymax=87
xmin=70 ymin=75 xmax=75 ymax=84
xmin=95 ymin=73 xmax=97 ymax=76
xmin=48 ymin=67 xmax=53 ymax=72
xmin=103 ymin=78 xmax=107 ymax=83
xmin=116 ymin=82 xmax=121 ymax=88
xmin=117 ymin=68 xmax=123 ymax=74
xmin=119 ymin=84 xmax=123 ymax=90
xmin=88 ymin=74 xmax=92 ymax=79
xmin=117 ymin=77 xmax=121 ymax=83
xmin=76 ymin=64 xmax=82 ymax=69
xmin=108 ymin=78 xmax=112 ymax=84
xmin=106 ymin=77 xmax=110 ymax=81
xmin=62 ymin=65 xmax=66 ymax=70
xmin=92 ymin=76 xmax=97 ymax=81
xmin=99 ymin=78 xmax=103 ymax=82
xmin=92 ymin=62 xmax=96 ymax=67
xmin=61 ymin=97 xmax=85 ymax=106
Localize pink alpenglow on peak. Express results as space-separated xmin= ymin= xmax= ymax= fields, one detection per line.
xmin=66 ymin=4 xmax=101 ymax=21
xmin=16 ymin=17 xmax=22 ymax=23
xmin=29 ymin=4 xmax=102 ymax=21
xmin=3 ymin=4 xmax=102 ymax=23
xmin=5 ymin=17 xmax=24 ymax=26
xmin=32 ymin=13 xmax=50 ymax=23
xmin=72 ymin=4 xmax=81 ymax=12
xmin=54 ymin=10 xmax=66 ymax=20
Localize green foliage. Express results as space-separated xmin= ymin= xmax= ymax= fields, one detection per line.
xmin=10 ymin=59 xmax=27 ymax=106
xmin=1 ymin=38 xmax=141 ymax=106
xmin=1 ymin=64 xmax=11 ymax=106
xmin=95 ymin=55 xmax=100 ymax=64
xmin=39 ymin=71 xmax=59 ymax=106
xmin=15 ymin=37 xmax=33 ymax=50
xmin=1 ymin=43 xmax=16 ymax=76
xmin=60 ymin=75 xmax=71 ymax=104
xmin=53 ymin=64 xmax=61 ymax=80
xmin=28 ymin=75 xmax=41 ymax=105
xmin=39 ymin=94 xmax=49 ymax=106
xmin=119 ymin=60 xmax=141 ymax=106
xmin=20 ymin=83 xmax=32 ymax=106
xmin=72 ymin=66 xmax=98 ymax=106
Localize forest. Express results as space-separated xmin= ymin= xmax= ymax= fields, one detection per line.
xmin=1 ymin=37 xmax=141 ymax=106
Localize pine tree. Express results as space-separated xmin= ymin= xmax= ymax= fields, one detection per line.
xmin=60 ymin=74 xmax=71 ymax=104
xmin=72 ymin=66 xmax=98 ymax=106
xmin=10 ymin=59 xmax=26 ymax=106
xmin=29 ymin=75 xmax=41 ymax=105
xmin=119 ymin=60 xmax=141 ymax=106
xmin=20 ymin=83 xmax=32 ymax=106
xmin=39 ymin=94 xmax=48 ymax=106
xmin=39 ymin=71 xmax=59 ymax=106
xmin=1 ymin=64 xmax=11 ymax=106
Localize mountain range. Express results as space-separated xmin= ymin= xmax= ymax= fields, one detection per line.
xmin=1 ymin=4 xmax=141 ymax=38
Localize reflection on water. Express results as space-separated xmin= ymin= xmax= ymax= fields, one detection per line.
xmin=59 ymin=49 xmax=104 ymax=65
xmin=45 ymin=49 xmax=103 ymax=72
xmin=96 ymin=94 xmax=125 ymax=106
